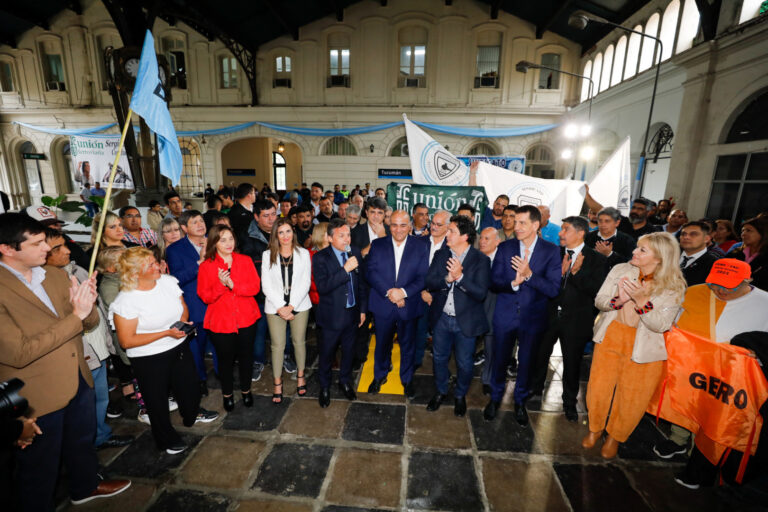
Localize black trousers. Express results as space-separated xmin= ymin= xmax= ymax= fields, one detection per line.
xmin=354 ymin=313 xmax=372 ymax=365
xmin=318 ymin=307 xmax=358 ymax=389
xmin=14 ymin=373 xmax=99 ymax=511
xmin=208 ymin=322 xmax=257 ymax=395
xmin=130 ymin=342 xmax=200 ymax=450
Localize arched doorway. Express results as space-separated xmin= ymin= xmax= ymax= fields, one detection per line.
xmin=19 ymin=141 xmax=44 ymax=205
xmin=220 ymin=137 xmax=302 ymax=192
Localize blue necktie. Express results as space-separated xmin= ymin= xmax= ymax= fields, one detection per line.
xmin=341 ymin=252 xmax=355 ymax=308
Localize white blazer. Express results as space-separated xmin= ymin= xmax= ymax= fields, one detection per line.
xmin=261 ymin=247 xmax=312 ymax=314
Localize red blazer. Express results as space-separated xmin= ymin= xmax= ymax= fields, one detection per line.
xmin=309 ymin=248 xmax=319 ymax=305
xmin=198 ymin=252 xmax=261 ymax=333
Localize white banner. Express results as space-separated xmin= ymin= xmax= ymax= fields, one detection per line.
xmin=70 ymin=135 xmax=133 ymax=189
xmin=476 ymin=162 xmax=586 ymax=225
xmin=404 ymin=114 xmax=470 ymax=186
xmin=588 ymin=136 xmax=632 ymax=216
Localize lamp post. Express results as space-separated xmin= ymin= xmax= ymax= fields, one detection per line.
xmin=515 ymin=60 xmax=595 ymax=120
xmin=568 ymin=11 xmax=663 ymax=198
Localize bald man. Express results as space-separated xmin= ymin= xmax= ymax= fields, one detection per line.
xmin=537 ymin=205 xmax=560 ymax=245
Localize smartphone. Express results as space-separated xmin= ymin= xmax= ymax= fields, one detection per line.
xmin=170 ymin=321 xmax=196 ymax=336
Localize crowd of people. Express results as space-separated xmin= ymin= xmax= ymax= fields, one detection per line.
xmin=1 ymin=178 xmax=768 ymax=509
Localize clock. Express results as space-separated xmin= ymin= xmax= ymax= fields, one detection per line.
xmin=124 ymin=57 xmax=140 ymax=78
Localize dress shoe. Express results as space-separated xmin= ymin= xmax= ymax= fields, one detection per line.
xmin=367 ymin=376 xmax=387 ymax=394
xmin=581 ymin=430 xmax=603 ymax=449
xmin=96 ymin=435 xmax=134 ymax=450
xmin=319 ymin=388 xmax=331 ymax=408
xmin=514 ymin=402 xmax=529 ymax=426
xmin=70 ymin=479 xmax=131 ymax=505
xmin=199 ymin=380 xmax=209 ymax=397
xmin=483 ymin=400 xmax=501 ymax=421
xmin=426 ymin=393 xmax=446 ymax=411
xmin=404 ymin=381 xmax=416 ymax=400
xmin=339 ymin=382 xmax=357 ymax=401
xmin=564 ymin=405 xmax=578 ymax=423
xmin=454 ymin=397 xmax=467 ymax=417
xmin=601 ymin=434 xmax=620 ymax=459
xmin=241 ymin=391 xmax=253 ymax=407
xmin=223 ymin=395 xmax=235 ymax=412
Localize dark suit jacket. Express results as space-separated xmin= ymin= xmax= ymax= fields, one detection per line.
xmin=425 ymin=246 xmax=490 ymax=337
xmin=366 ymin=235 xmax=429 ymax=320
xmin=227 ymin=202 xmax=253 ymax=238
xmin=312 ymin=245 xmax=368 ymax=329
xmin=734 ymin=250 xmax=768 ymax=292
xmin=165 ymin=237 xmax=207 ymax=322
xmin=491 ymin=237 xmax=561 ymax=330
xmin=351 ymin=222 xmax=390 ymax=252
xmin=682 ymin=251 xmax=720 ymax=287
xmin=585 ymin=230 xmax=636 ymax=270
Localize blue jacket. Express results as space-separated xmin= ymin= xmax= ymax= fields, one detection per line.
xmin=365 ymin=235 xmax=429 ymax=321
xmin=312 ymin=245 xmax=368 ymax=329
xmin=165 ymin=237 xmax=207 ymax=322
xmin=491 ymin=237 xmax=561 ymax=330
xmin=425 ymin=246 xmax=490 ymax=337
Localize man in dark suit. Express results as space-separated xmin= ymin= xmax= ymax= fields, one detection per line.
xmin=365 ymin=210 xmax=429 ymax=399
xmin=314 ymin=197 xmax=338 ymax=224
xmin=530 ymin=216 xmax=607 ymax=422
xmin=351 ymin=197 xmax=389 ymax=256
xmin=312 ymin=219 xmax=368 ymax=407
xmin=227 ymin=183 xmax=256 ymax=238
xmin=585 ymin=206 xmax=636 ymax=270
xmin=165 ymin=210 xmax=216 ymax=396
xmin=485 ymin=205 xmax=561 ymax=425
xmin=680 ymin=221 xmax=720 ymax=286
xmin=424 ymin=215 xmax=489 ymax=416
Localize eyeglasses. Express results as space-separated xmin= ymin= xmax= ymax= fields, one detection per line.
xmin=706 ymin=282 xmax=740 ymax=293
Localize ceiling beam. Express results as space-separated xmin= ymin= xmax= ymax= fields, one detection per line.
xmin=262 ymin=0 xmax=299 ymax=40
xmin=490 ymin=0 xmax=502 ymax=20
xmin=0 ymin=7 xmax=50 ymax=31
xmin=536 ymin=0 xmax=573 ymax=39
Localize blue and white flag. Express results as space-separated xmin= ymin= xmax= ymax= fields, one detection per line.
xmin=129 ymin=30 xmax=182 ymax=185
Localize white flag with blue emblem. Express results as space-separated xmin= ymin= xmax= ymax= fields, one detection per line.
xmin=403 ymin=114 xmax=470 ymax=186
xmin=129 ymin=30 xmax=182 ymax=185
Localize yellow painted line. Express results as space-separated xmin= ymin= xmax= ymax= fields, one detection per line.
xmin=357 ymin=334 xmax=405 ymax=395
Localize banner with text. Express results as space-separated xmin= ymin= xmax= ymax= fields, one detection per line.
xmin=70 ymin=135 xmax=133 ymax=189
xmin=457 ymin=156 xmax=525 ymax=173
xmin=387 ymin=182 xmax=488 ymax=231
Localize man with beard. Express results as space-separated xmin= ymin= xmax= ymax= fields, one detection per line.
xmin=315 ymin=197 xmax=338 ymax=224
xmin=622 ymin=198 xmax=662 ymax=240
xmin=481 ymin=195 xmax=510 ymax=230
xmin=295 ymin=204 xmax=315 ymax=248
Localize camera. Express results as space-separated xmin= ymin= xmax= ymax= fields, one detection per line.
xmin=0 ymin=379 xmax=27 ymax=420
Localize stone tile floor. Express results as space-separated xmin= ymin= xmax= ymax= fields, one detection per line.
xmin=56 ymin=341 xmax=766 ymax=512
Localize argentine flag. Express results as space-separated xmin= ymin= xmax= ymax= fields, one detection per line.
xmin=129 ymin=30 xmax=182 ymax=185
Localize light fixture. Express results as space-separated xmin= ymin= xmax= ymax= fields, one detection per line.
xmin=580 ymin=146 xmax=595 ymax=160
xmin=200 ymin=134 xmax=207 ymax=144
xmin=564 ymin=124 xmax=579 ymax=139
xmin=580 ymin=124 xmax=592 ymax=137
xmin=369 ymin=144 xmax=374 ymax=153
xmin=277 ymin=141 xmax=285 ymax=153
xmin=561 ymin=148 xmax=573 ymax=159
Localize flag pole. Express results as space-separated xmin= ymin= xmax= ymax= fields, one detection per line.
xmin=87 ymin=109 xmax=134 ymax=276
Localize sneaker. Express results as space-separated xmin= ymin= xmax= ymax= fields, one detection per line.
xmin=108 ymin=382 xmax=117 ymax=392
xmin=473 ymin=351 xmax=486 ymax=366
xmin=283 ymin=356 xmax=297 ymax=374
xmin=168 ymin=397 xmax=179 ymax=412
xmin=137 ymin=409 xmax=151 ymax=425
xmin=166 ymin=442 xmax=188 ymax=455
xmin=653 ymin=439 xmax=688 ymax=459
xmin=70 ymin=479 xmax=131 ymax=505
xmin=106 ymin=403 xmax=123 ymax=419
xmin=195 ymin=408 xmax=219 ymax=424
xmin=252 ymin=362 xmax=264 ymax=382
xmin=674 ymin=470 xmax=700 ymax=490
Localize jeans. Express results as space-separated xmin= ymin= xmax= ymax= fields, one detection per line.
xmin=432 ymin=313 xmax=476 ymax=397
xmin=91 ymin=362 xmax=112 ymax=446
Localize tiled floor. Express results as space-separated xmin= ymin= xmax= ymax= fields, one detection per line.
xmin=58 ymin=339 xmax=765 ymax=512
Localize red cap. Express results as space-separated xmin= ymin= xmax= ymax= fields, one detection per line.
xmin=705 ymin=258 xmax=752 ymax=288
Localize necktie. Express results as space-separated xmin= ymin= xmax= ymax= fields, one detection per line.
xmin=341 ymin=252 xmax=355 ymax=307
xmin=562 ymin=249 xmax=575 ymax=288
xmin=680 ymin=256 xmax=692 ymax=269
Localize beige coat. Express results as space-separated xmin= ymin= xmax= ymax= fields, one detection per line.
xmin=0 ymin=265 xmax=99 ymax=417
xmin=593 ymin=263 xmax=683 ymax=364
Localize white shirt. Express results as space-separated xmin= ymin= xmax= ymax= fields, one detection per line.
xmin=109 ymin=274 xmax=185 ymax=358
xmin=188 ymin=236 xmax=203 ymax=256
xmin=428 ymin=236 xmax=445 ymax=265
xmin=512 ymin=236 xmax=539 ymax=291
xmin=564 ymin=242 xmax=585 ymax=270
xmin=680 ymin=247 xmax=707 ymax=268
xmin=393 ymin=237 xmax=407 ymax=281
xmin=598 ymin=230 xmax=618 ymax=241
xmin=0 ymin=261 xmax=57 ymax=315
xmin=715 ymin=288 xmax=768 ymax=343
xmin=368 ymin=223 xmax=380 ymax=245
xmin=311 ymin=200 xmax=321 ymax=216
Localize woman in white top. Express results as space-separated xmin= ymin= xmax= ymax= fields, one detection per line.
xmin=110 ymin=247 xmax=218 ymax=455
xmin=262 ymin=218 xmax=312 ymax=404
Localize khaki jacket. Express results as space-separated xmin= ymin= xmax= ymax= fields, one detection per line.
xmin=0 ymin=265 xmax=98 ymax=417
xmin=593 ymin=263 xmax=683 ymax=364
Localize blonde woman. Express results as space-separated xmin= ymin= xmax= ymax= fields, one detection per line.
xmin=86 ymin=211 xmax=128 ymax=263
xmin=156 ymin=217 xmax=182 ymax=259
xmin=262 ymin=218 xmax=312 ymax=404
xmin=582 ymin=232 xmax=687 ymax=459
xmin=110 ymin=247 xmax=218 ymax=455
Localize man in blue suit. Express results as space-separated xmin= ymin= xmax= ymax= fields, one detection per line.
xmin=424 ymin=215 xmax=489 ymax=416
xmin=365 ymin=210 xmax=429 ymax=399
xmin=485 ymin=205 xmax=560 ymax=425
xmin=166 ymin=210 xmax=217 ymax=396
xmin=313 ymin=219 xmax=368 ymax=407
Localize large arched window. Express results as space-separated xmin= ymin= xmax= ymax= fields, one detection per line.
xmin=725 ymin=90 xmax=768 ymax=143
xmin=467 ymin=142 xmax=499 ymax=156
xmin=581 ymin=61 xmax=592 ymax=101
xmin=398 ymin=26 xmax=427 ymax=88
xmin=273 ymin=152 xmax=286 ymax=190
xmin=659 ymin=1 xmax=680 ymax=61
xmin=591 ymin=53 xmax=603 ymax=95
xmin=625 ymin=27 xmax=642 ymax=79
xmin=638 ymin=14 xmax=660 ymax=73
xmin=600 ymin=45 xmax=614 ymax=92
xmin=676 ymin=0 xmax=700 ymax=54
xmin=178 ymin=138 xmax=202 ymax=195
xmin=323 ymin=136 xmax=357 ymax=156
xmin=611 ymin=36 xmax=627 ymax=86
xmin=389 ymin=137 xmax=409 ymax=156
xmin=525 ymin=144 xmax=554 ymax=178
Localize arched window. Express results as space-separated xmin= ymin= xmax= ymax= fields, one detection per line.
xmin=676 ymin=0 xmax=700 ymax=54
xmin=625 ymin=27 xmax=643 ymax=79
xmin=273 ymin=55 xmax=292 ymax=88
xmin=161 ymin=36 xmax=187 ymax=89
xmin=38 ymin=38 xmax=67 ymax=91
xmin=591 ymin=53 xmax=603 ymax=95
xmin=525 ymin=144 xmax=554 ymax=178
xmin=739 ymin=0 xmax=765 ymax=24
xmin=638 ymin=14 xmax=660 ymax=72
xmin=475 ymin=30 xmax=502 ymax=88
xmin=611 ymin=36 xmax=627 ymax=86
xmin=323 ymin=136 xmax=357 ymax=156
xmin=600 ymin=45 xmax=614 ymax=92
xmin=328 ymin=32 xmax=351 ymax=87
xmin=725 ymin=89 xmax=768 ymax=143
xmin=273 ymin=152 xmax=286 ymax=190
xmin=538 ymin=53 xmax=561 ymax=90
xmin=219 ymin=55 xmax=238 ymax=89
xmin=0 ymin=59 xmax=15 ymax=92
xmin=178 ymin=138 xmax=202 ymax=195
xmin=659 ymin=1 xmax=680 ymax=61
xmin=467 ymin=142 xmax=499 ymax=156
xmin=581 ymin=61 xmax=592 ymax=101
xmin=398 ymin=26 xmax=427 ymax=88
xmin=389 ymin=137 xmax=409 ymax=156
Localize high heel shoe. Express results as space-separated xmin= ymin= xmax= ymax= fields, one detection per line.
xmin=581 ymin=430 xmax=603 ymax=449
xmin=241 ymin=391 xmax=253 ymax=407
xmin=600 ymin=435 xmax=620 ymax=459
xmin=297 ymin=374 xmax=307 ymax=396
xmin=272 ymin=381 xmax=283 ymax=405
xmin=223 ymin=395 xmax=235 ymax=412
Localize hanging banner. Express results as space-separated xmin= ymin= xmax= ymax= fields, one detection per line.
xmin=70 ymin=135 xmax=133 ymax=189
xmin=588 ymin=136 xmax=632 ymax=216
xmin=475 ymin=161 xmax=585 ymax=225
xmin=457 ymin=156 xmax=525 ymax=173
xmin=404 ymin=114 xmax=470 ymax=186
xmin=387 ymin=182 xmax=488 ymax=231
